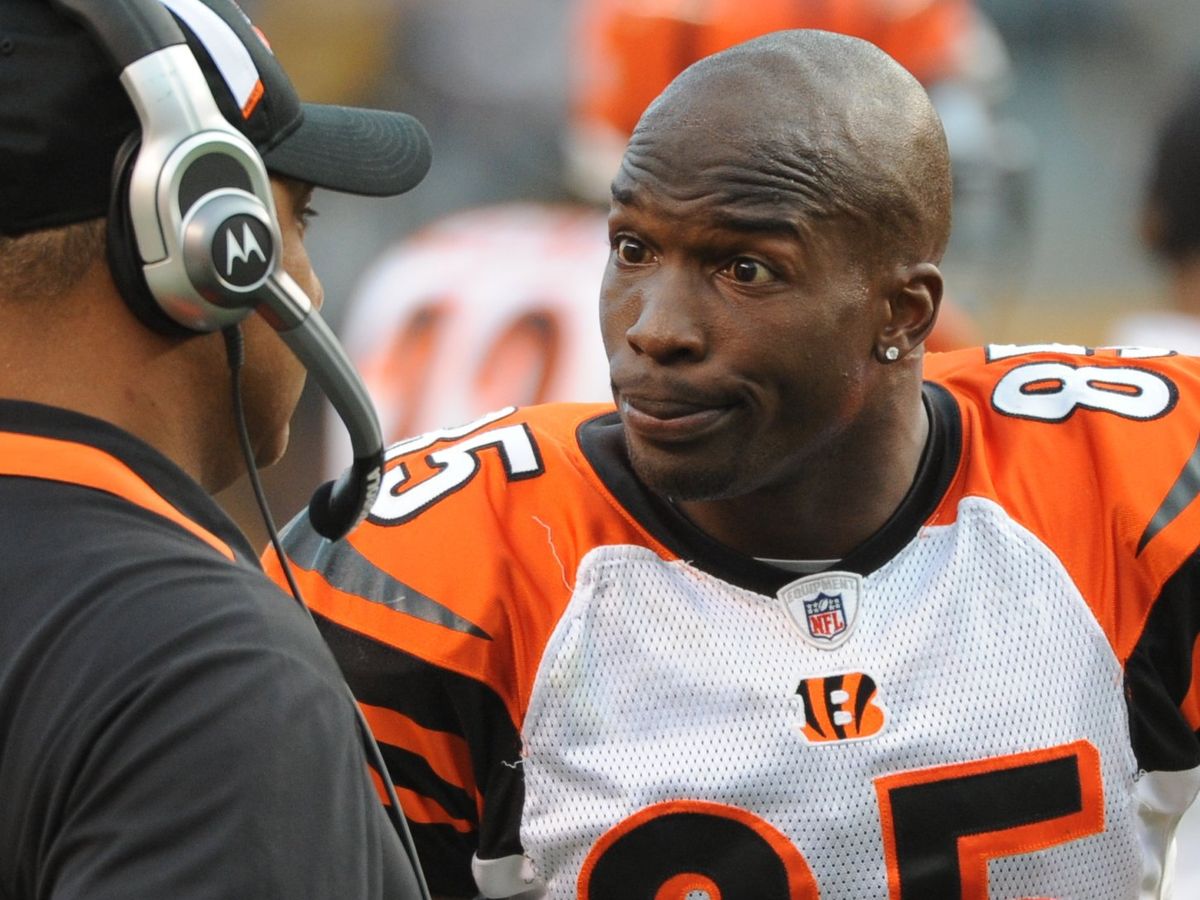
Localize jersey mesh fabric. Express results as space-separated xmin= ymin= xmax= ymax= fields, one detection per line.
xmin=520 ymin=497 xmax=1142 ymax=898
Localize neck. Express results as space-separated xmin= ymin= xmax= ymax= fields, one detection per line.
xmin=0 ymin=262 xmax=241 ymax=493
xmin=676 ymin=376 xmax=930 ymax=561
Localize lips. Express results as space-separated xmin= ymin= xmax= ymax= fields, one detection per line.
xmin=619 ymin=393 xmax=737 ymax=442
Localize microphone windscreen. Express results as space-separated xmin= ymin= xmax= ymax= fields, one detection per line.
xmin=306 ymin=479 xmax=344 ymax=540
xmin=306 ymin=453 xmax=383 ymax=541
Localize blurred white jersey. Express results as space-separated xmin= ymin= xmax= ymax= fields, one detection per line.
xmin=327 ymin=203 xmax=612 ymax=471
xmin=1109 ymin=311 xmax=1200 ymax=358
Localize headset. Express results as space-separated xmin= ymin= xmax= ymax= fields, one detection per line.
xmin=52 ymin=0 xmax=381 ymax=543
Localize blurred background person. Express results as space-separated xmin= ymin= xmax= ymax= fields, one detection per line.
xmin=1108 ymin=67 xmax=1200 ymax=354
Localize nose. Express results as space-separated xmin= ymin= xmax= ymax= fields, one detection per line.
xmin=309 ymin=272 xmax=325 ymax=312
xmin=622 ymin=269 xmax=707 ymax=364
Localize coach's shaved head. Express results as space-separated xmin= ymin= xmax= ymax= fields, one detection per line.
xmin=626 ymin=29 xmax=953 ymax=266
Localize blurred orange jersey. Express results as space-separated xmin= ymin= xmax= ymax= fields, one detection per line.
xmin=269 ymin=344 xmax=1200 ymax=898
xmin=572 ymin=0 xmax=974 ymax=140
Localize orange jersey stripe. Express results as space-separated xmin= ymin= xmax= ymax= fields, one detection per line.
xmin=365 ymin=768 xmax=474 ymax=833
xmin=359 ymin=702 xmax=481 ymax=812
xmin=0 ymin=432 xmax=234 ymax=561
xmin=395 ymin=782 xmax=474 ymax=834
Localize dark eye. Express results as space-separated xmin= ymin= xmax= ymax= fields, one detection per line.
xmin=614 ymin=236 xmax=651 ymax=265
xmin=299 ymin=204 xmax=319 ymax=231
xmin=722 ymin=257 xmax=774 ymax=284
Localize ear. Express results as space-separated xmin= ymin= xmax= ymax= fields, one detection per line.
xmin=875 ymin=262 xmax=943 ymax=363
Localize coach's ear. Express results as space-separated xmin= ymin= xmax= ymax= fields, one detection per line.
xmin=875 ymin=262 xmax=942 ymax=362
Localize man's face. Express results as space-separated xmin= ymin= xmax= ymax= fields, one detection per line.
xmin=238 ymin=176 xmax=323 ymax=469
xmin=600 ymin=121 xmax=888 ymax=504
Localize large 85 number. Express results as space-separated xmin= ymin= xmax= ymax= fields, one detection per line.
xmin=579 ymin=741 xmax=1103 ymax=899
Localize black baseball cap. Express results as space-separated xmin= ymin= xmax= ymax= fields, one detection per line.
xmin=0 ymin=0 xmax=432 ymax=236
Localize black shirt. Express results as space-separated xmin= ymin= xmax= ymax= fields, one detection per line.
xmin=0 ymin=400 xmax=417 ymax=899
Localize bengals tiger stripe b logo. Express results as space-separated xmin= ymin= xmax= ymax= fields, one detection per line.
xmin=795 ymin=672 xmax=885 ymax=743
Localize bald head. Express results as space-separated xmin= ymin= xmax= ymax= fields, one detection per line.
xmin=628 ymin=29 xmax=953 ymax=265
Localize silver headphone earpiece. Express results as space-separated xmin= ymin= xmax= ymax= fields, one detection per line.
xmin=121 ymin=42 xmax=277 ymax=331
xmin=178 ymin=189 xmax=276 ymax=318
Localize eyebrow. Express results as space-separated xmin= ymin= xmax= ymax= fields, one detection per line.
xmin=708 ymin=211 xmax=803 ymax=239
xmin=611 ymin=185 xmax=637 ymax=206
xmin=611 ymin=184 xmax=807 ymax=242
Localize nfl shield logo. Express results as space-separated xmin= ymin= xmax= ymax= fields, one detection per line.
xmin=803 ymin=593 xmax=847 ymax=641
xmin=779 ymin=572 xmax=863 ymax=651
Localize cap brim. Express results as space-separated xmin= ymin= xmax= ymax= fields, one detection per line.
xmin=262 ymin=103 xmax=432 ymax=197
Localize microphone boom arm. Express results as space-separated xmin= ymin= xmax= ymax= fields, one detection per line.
xmin=258 ymin=271 xmax=384 ymax=540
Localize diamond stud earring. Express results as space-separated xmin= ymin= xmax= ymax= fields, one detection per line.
xmin=884 ymin=346 xmax=900 ymax=361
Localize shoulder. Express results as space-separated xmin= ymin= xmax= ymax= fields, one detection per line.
xmin=270 ymin=403 xmax=646 ymax=698
xmin=927 ymin=340 xmax=1200 ymax=387
xmin=924 ymin=343 xmax=1200 ymax=653
xmin=284 ymin=403 xmax=627 ymax=601
xmin=924 ymin=343 xmax=1200 ymax=439
xmin=925 ymin=342 xmax=1200 ymax=487
xmin=0 ymin=487 xmax=399 ymax=898
xmin=0 ymin=474 xmax=344 ymax=699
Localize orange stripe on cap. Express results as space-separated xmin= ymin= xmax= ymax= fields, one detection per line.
xmin=161 ymin=0 xmax=263 ymax=114
xmin=241 ymin=79 xmax=264 ymax=119
xmin=0 ymin=432 xmax=234 ymax=562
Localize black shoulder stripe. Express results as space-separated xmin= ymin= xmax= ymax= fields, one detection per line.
xmin=380 ymin=742 xmax=477 ymax=824
xmin=282 ymin=517 xmax=491 ymax=640
xmin=314 ymin=614 xmax=525 ymax=793
xmin=1138 ymin=433 xmax=1200 ymax=555
xmin=313 ymin=615 xmax=496 ymax=735
xmin=315 ymin=615 xmax=529 ymax=873
xmin=1125 ymin=548 xmax=1200 ymax=772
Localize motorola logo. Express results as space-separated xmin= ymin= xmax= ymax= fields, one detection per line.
xmin=213 ymin=215 xmax=273 ymax=288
